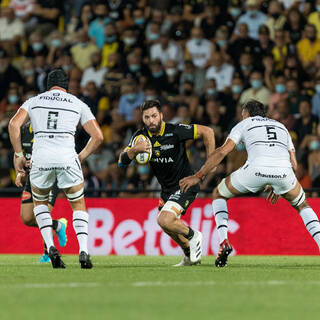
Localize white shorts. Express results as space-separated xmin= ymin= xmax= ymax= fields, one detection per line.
xmin=230 ymin=162 xmax=297 ymax=195
xmin=30 ymin=158 xmax=84 ymax=190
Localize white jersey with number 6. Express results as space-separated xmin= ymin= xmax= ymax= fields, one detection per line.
xmin=21 ymin=89 xmax=95 ymax=164
xmin=228 ymin=116 xmax=295 ymax=168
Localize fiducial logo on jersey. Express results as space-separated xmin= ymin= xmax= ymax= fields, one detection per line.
xmin=40 ymin=95 xmax=73 ymax=103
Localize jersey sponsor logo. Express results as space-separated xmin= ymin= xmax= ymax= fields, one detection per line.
xmin=160 ymin=144 xmax=174 ymax=151
xmin=153 ymin=141 xmax=161 ymax=147
xmin=39 ymin=166 xmax=71 ymax=171
xmin=178 ymin=124 xmax=192 ymax=129
xmin=150 ymin=157 xmax=174 ymax=163
xmin=164 ymin=133 xmax=173 ymax=137
xmin=39 ymin=96 xmax=73 ymax=103
xmin=255 ymin=172 xmax=287 ymax=179
xmin=22 ymin=191 xmax=32 ymax=201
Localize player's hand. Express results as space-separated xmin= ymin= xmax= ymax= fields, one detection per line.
xmin=133 ymin=139 xmax=151 ymax=155
xmin=14 ymin=156 xmax=26 ymax=174
xmin=265 ymin=185 xmax=279 ymax=204
xmin=15 ymin=172 xmax=25 ymax=187
xmin=179 ymin=175 xmax=200 ymax=193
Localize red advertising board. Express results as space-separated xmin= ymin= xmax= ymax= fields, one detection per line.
xmin=0 ymin=197 xmax=319 ymax=255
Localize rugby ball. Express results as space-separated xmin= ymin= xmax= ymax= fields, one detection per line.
xmin=133 ymin=134 xmax=151 ymax=165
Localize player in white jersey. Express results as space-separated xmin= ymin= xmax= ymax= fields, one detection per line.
xmin=9 ymin=69 xmax=104 ymax=269
xmin=180 ymin=99 xmax=320 ymax=267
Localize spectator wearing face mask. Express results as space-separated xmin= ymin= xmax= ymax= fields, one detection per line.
xmin=150 ymin=30 xmax=184 ymax=70
xmin=164 ymin=59 xmax=180 ymax=97
xmin=101 ymin=22 xmax=123 ymax=68
xmin=124 ymin=51 xmax=149 ymax=83
xmin=308 ymin=138 xmax=320 ymax=187
xmin=25 ymin=30 xmax=48 ymax=58
xmin=264 ymin=0 xmax=286 ymax=41
xmin=149 ymin=59 xmax=168 ymax=93
xmin=186 ymin=27 xmax=214 ymax=69
xmin=239 ymin=70 xmax=271 ymax=106
xmin=81 ymin=52 xmax=107 ymax=88
xmin=71 ymin=29 xmax=99 ymax=71
xmin=235 ymin=0 xmax=267 ymax=40
xmin=312 ymin=78 xmax=320 ymax=118
xmin=122 ymin=27 xmax=140 ymax=54
xmin=269 ymin=74 xmax=288 ymax=116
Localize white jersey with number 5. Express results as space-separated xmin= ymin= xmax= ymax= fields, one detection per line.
xmin=228 ymin=116 xmax=295 ymax=167
xmin=20 ymin=89 xmax=95 ymax=164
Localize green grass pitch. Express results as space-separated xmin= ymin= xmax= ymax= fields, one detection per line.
xmin=1 ymin=255 xmax=320 ymax=320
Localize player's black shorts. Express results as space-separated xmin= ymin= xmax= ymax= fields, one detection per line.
xmin=21 ymin=175 xmax=59 ymax=207
xmin=158 ymin=184 xmax=199 ymax=215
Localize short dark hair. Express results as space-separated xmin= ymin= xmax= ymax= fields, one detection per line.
xmin=140 ymin=100 xmax=161 ymax=113
xmin=47 ymin=69 xmax=69 ymax=90
xmin=242 ymin=99 xmax=267 ymax=117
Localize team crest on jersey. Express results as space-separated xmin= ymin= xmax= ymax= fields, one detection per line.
xmin=184 ymin=200 xmax=189 ymax=208
xmin=155 ymin=150 xmax=161 ymax=157
xmin=153 ymin=141 xmax=161 ymax=147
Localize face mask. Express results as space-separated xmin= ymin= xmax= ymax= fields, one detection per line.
xmin=87 ymin=13 xmax=93 ymax=20
xmin=184 ymin=89 xmax=193 ymax=96
xmin=236 ymin=143 xmax=245 ymax=151
xmin=135 ymin=18 xmax=145 ymax=25
xmin=166 ymin=68 xmax=177 ymax=77
xmin=129 ymin=64 xmax=140 ymax=72
xmin=241 ymin=64 xmax=252 ymax=71
xmin=126 ymin=93 xmax=138 ymax=102
xmin=249 ymin=10 xmax=258 ymax=18
xmin=251 ymin=79 xmax=262 ymax=89
xmin=316 ymin=84 xmax=320 ymax=94
xmin=271 ymin=13 xmax=280 ymax=20
xmin=51 ymin=39 xmax=62 ymax=47
xmin=217 ymin=40 xmax=228 ymax=47
xmin=92 ymin=61 xmax=100 ymax=68
xmin=123 ymin=37 xmax=136 ymax=46
xmin=8 ymin=94 xmax=19 ymax=104
xmin=23 ymin=69 xmax=34 ymax=77
xmin=230 ymin=7 xmax=241 ymax=17
xmin=184 ymin=73 xmax=194 ymax=82
xmin=95 ymin=14 xmax=105 ymax=20
xmin=32 ymin=42 xmax=43 ymax=52
xmin=62 ymin=65 xmax=72 ymax=72
xmin=310 ymin=140 xmax=320 ymax=151
xmin=232 ymin=84 xmax=243 ymax=94
xmin=206 ymin=88 xmax=217 ymax=96
xmin=145 ymin=95 xmax=157 ymax=101
xmin=106 ymin=35 xmax=117 ymax=43
xmin=194 ymin=38 xmax=202 ymax=45
xmin=275 ymin=84 xmax=286 ymax=94
xmin=148 ymin=33 xmax=159 ymax=41
xmin=138 ymin=165 xmax=150 ymax=175
xmin=80 ymin=42 xmax=88 ymax=48
xmin=152 ymin=70 xmax=163 ymax=78
xmin=317 ymin=5 xmax=320 ymax=13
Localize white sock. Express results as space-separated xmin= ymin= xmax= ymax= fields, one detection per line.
xmin=73 ymin=210 xmax=89 ymax=253
xmin=212 ymin=199 xmax=229 ymax=243
xmin=34 ymin=204 xmax=54 ymax=249
xmin=299 ymin=207 xmax=320 ymax=249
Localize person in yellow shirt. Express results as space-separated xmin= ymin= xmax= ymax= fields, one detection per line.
xmin=308 ymin=0 xmax=320 ymax=39
xmin=297 ymin=24 xmax=320 ymax=68
xmin=272 ymin=29 xmax=288 ymax=71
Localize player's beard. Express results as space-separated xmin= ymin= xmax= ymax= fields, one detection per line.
xmin=146 ymin=120 xmax=162 ymax=134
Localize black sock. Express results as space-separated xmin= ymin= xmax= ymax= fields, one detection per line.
xmin=183 ymin=247 xmax=190 ymax=258
xmin=44 ymin=242 xmax=48 ymax=255
xmin=183 ymin=227 xmax=194 ymax=240
xmin=52 ymin=220 xmax=58 ymax=231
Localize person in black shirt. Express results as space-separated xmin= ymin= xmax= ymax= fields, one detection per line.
xmin=118 ymin=100 xmax=215 ymax=266
xmin=17 ymin=122 xmax=68 ymax=263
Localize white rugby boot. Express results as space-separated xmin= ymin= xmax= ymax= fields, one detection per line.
xmin=173 ymin=256 xmax=201 ymax=267
xmin=189 ymin=230 xmax=203 ymax=263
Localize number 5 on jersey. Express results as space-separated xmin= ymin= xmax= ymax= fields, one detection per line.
xmin=266 ymin=126 xmax=277 ymax=140
xmin=47 ymin=111 xmax=59 ymax=130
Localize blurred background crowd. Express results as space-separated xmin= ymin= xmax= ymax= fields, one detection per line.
xmin=1 ymin=0 xmax=320 ymax=197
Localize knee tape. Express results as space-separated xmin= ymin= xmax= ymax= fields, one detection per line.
xmin=159 ymin=201 xmax=184 ymax=218
xmin=290 ymin=188 xmax=306 ymax=207
xmin=31 ymin=190 xmax=49 ymax=201
xmin=66 ymin=188 xmax=84 ymax=202
xmin=217 ymin=178 xmax=234 ymax=199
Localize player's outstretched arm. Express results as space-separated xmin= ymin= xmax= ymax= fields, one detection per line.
xmin=9 ymin=108 xmax=29 ymax=182
xmin=78 ymin=119 xmax=104 ymax=163
xmin=195 ymin=125 xmax=215 ymax=156
xmin=180 ymin=138 xmax=236 ymax=192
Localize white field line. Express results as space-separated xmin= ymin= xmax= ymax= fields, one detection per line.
xmin=132 ymin=280 xmax=320 ymax=287
xmin=1 ymin=282 xmax=100 ymax=289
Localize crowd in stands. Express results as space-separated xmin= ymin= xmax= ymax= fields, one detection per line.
xmin=1 ymin=0 xmax=320 ymax=197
